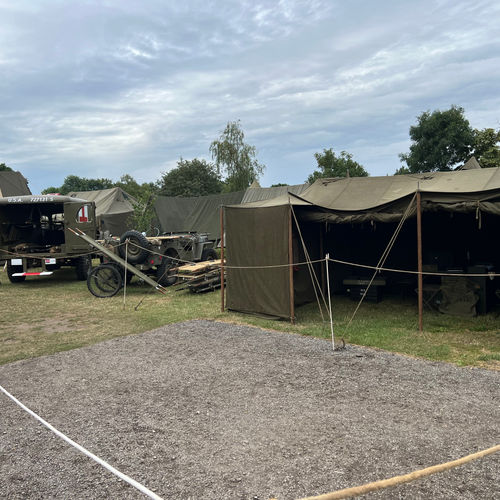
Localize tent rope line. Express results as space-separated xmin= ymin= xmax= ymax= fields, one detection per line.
xmin=291 ymin=204 xmax=329 ymax=321
xmin=343 ymin=193 xmax=417 ymax=334
xmin=2 ymin=243 xmax=499 ymax=278
xmin=295 ymin=443 xmax=500 ymax=500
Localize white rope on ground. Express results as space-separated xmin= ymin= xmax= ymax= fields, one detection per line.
xmin=0 ymin=384 xmax=164 ymax=500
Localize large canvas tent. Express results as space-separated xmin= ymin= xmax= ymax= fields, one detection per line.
xmin=68 ymin=187 xmax=136 ymax=236
xmin=154 ymin=191 xmax=246 ymax=240
xmin=0 ymin=171 xmax=31 ymax=197
xmin=154 ymin=184 xmax=310 ymax=240
xmin=224 ymin=168 xmax=500 ymax=320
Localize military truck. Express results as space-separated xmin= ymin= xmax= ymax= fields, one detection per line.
xmin=0 ymin=195 xmax=97 ymax=282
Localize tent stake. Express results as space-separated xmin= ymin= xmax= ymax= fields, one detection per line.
xmin=220 ymin=206 xmax=225 ymax=313
xmin=417 ymin=189 xmax=423 ymax=332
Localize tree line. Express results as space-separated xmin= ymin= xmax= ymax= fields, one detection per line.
xmin=3 ymin=106 xmax=500 ymax=198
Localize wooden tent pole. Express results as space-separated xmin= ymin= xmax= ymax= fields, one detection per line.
xmin=416 ymin=190 xmax=423 ymax=332
xmin=289 ymin=205 xmax=295 ymax=324
xmin=220 ymin=206 xmax=225 ymax=313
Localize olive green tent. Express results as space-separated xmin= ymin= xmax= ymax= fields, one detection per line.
xmin=0 ymin=171 xmax=31 ymax=197
xmin=225 ymin=168 xmax=500 ymax=320
xmin=154 ymin=191 xmax=246 ymax=240
xmin=68 ymin=187 xmax=136 ymax=236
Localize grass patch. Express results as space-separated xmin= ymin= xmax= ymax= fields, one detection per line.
xmin=0 ymin=268 xmax=499 ymax=369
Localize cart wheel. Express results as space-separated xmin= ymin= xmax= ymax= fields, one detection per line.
xmin=87 ymin=264 xmax=123 ymax=298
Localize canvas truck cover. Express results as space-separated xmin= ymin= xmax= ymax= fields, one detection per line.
xmin=0 ymin=171 xmax=31 ymax=197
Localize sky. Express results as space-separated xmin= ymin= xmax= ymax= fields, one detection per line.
xmin=1 ymin=0 xmax=499 ymax=194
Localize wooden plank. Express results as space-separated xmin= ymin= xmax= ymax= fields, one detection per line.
xmin=177 ymin=260 xmax=222 ymax=275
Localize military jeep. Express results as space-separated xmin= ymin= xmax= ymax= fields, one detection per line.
xmin=100 ymin=229 xmax=218 ymax=288
xmin=0 ymin=195 xmax=97 ymax=282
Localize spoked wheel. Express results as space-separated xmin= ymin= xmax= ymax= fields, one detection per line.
xmin=87 ymin=264 xmax=123 ymax=298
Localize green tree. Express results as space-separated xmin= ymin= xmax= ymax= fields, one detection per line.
xmin=399 ymin=106 xmax=475 ymax=173
xmin=472 ymin=128 xmax=500 ymax=168
xmin=42 ymin=175 xmax=114 ymax=194
xmin=158 ymin=158 xmax=222 ymax=197
xmin=115 ymin=174 xmax=158 ymax=199
xmin=0 ymin=163 xmax=13 ymax=171
xmin=307 ymin=149 xmax=368 ymax=183
xmin=210 ymin=120 xmax=265 ymax=192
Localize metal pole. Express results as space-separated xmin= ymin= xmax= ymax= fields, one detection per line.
xmin=123 ymin=239 xmax=128 ymax=308
xmin=320 ymin=223 xmax=325 ymax=294
xmin=220 ymin=206 xmax=225 ymax=313
xmin=417 ymin=190 xmax=423 ymax=332
xmin=325 ymin=253 xmax=334 ymax=350
xmin=289 ymin=205 xmax=295 ymax=324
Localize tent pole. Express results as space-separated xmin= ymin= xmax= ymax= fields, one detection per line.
xmin=417 ymin=190 xmax=423 ymax=332
xmin=320 ymin=223 xmax=325 ymax=294
xmin=220 ymin=206 xmax=225 ymax=313
xmin=289 ymin=205 xmax=295 ymax=324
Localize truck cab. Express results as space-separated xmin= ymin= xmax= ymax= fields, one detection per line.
xmin=0 ymin=195 xmax=97 ymax=282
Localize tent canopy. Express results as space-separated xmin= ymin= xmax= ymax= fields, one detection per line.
xmin=0 ymin=171 xmax=31 ymax=197
xmin=225 ymin=168 xmax=500 ymax=319
xmin=154 ymin=191 xmax=245 ymax=239
xmin=154 ymin=184 xmax=309 ymax=239
xmin=68 ymin=187 xmax=136 ymax=236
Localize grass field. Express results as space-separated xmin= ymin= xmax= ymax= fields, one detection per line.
xmin=1 ymin=267 xmax=499 ymax=369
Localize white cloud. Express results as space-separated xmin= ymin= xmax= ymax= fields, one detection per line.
xmin=0 ymin=0 xmax=499 ymax=192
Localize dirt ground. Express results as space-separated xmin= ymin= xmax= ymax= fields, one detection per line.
xmin=0 ymin=320 xmax=498 ymax=500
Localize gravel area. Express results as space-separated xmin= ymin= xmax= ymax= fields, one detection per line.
xmin=0 ymin=320 xmax=499 ymax=500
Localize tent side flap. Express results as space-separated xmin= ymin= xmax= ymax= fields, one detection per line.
xmin=226 ymin=204 xmax=291 ymax=319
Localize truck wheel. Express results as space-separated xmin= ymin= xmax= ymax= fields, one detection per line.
xmin=75 ymin=255 xmax=91 ymax=280
xmin=156 ymin=252 xmax=178 ymax=287
xmin=201 ymin=248 xmax=218 ymax=261
xmin=7 ymin=262 xmax=25 ymax=283
xmin=87 ymin=264 xmax=122 ymax=298
xmin=118 ymin=230 xmax=150 ymax=264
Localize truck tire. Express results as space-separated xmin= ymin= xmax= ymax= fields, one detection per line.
xmin=7 ymin=262 xmax=25 ymax=283
xmin=75 ymin=255 xmax=91 ymax=280
xmin=201 ymin=248 xmax=218 ymax=261
xmin=118 ymin=230 xmax=150 ymax=264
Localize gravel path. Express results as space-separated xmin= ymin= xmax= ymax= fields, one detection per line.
xmin=0 ymin=320 xmax=498 ymax=500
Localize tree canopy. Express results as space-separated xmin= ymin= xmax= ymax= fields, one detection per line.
xmin=210 ymin=120 xmax=265 ymax=192
xmin=399 ymin=106 xmax=475 ymax=173
xmin=157 ymin=158 xmax=222 ymax=197
xmin=0 ymin=163 xmax=13 ymax=172
xmin=42 ymin=175 xmax=114 ymax=195
xmin=307 ymin=149 xmax=368 ymax=183
xmin=472 ymin=128 xmax=500 ymax=169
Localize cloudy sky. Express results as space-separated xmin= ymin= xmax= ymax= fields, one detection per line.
xmin=1 ymin=0 xmax=499 ymax=194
